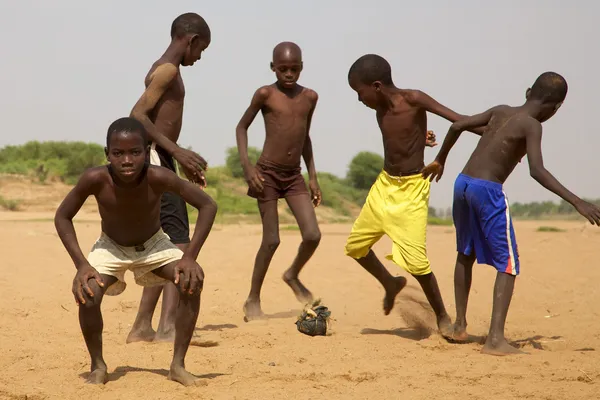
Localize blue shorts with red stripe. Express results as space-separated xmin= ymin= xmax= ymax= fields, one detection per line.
xmin=452 ymin=173 xmax=519 ymax=275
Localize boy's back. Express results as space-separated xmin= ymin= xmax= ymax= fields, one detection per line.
xmin=144 ymin=62 xmax=185 ymax=144
xmin=460 ymin=105 xmax=532 ymax=184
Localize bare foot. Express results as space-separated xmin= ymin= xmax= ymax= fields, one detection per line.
xmin=243 ymin=298 xmax=265 ymax=322
xmin=153 ymin=328 xmax=176 ymax=343
xmin=445 ymin=323 xmax=469 ymax=343
xmin=126 ymin=326 xmax=156 ymax=344
xmin=168 ymin=365 xmax=201 ymax=386
xmin=383 ymin=276 xmax=407 ymax=315
xmin=283 ymin=271 xmax=313 ymax=304
xmin=85 ymin=366 xmax=108 ymax=384
xmin=481 ymin=337 xmax=526 ymax=356
xmin=437 ymin=314 xmax=453 ymax=340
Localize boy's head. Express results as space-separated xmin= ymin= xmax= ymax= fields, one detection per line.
xmin=348 ymin=54 xmax=394 ymax=109
xmin=105 ymin=117 xmax=149 ymax=183
xmin=526 ymin=72 xmax=568 ymax=122
xmin=270 ymin=42 xmax=303 ymax=89
xmin=171 ymin=13 xmax=211 ymax=67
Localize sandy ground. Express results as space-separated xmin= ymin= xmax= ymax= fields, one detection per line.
xmin=1 ymin=212 xmax=599 ymax=399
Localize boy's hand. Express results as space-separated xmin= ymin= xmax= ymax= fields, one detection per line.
xmin=72 ymin=264 xmax=104 ymax=305
xmin=174 ymin=148 xmax=208 ymax=185
xmin=574 ymin=200 xmax=600 ymax=225
xmin=244 ymin=165 xmax=265 ymax=193
xmin=309 ymin=180 xmax=322 ymax=207
xmin=425 ymin=130 xmax=437 ymax=147
xmin=421 ymin=160 xmax=444 ymax=182
xmin=174 ymin=258 xmax=204 ymax=295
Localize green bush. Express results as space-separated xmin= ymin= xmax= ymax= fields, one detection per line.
xmin=225 ymin=146 xmax=261 ymax=179
xmin=347 ymin=151 xmax=384 ymax=190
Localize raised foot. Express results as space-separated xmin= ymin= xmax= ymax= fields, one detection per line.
xmin=243 ymin=298 xmax=265 ymax=322
xmin=168 ymin=365 xmax=201 ymax=386
xmin=126 ymin=326 xmax=156 ymax=344
xmin=383 ymin=276 xmax=407 ymax=315
xmin=153 ymin=328 xmax=176 ymax=343
xmin=445 ymin=323 xmax=469 ymax=343
xmin=283 ymin=272 xmax=314 ymax=304
xmin=85 ymin=367 xmax=108 ymax=385
xmin=482 ymin=337 xmax=526 ymax=356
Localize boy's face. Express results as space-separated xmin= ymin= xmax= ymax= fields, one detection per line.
xmin=106 ymin=132 xmax=148 ymax=184
xmin=349 ymin=77 xmax=379 ymax=109
xmin=182 ymin=35 xmax=210 ymax=66
xmin=271 ymin=54 xmax=303 ymax=89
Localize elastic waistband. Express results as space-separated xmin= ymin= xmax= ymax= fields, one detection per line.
xmin=100 ymin=228 xmax=165 ymax=250
xmin=380 ymin=169 xmax=424 ymax=183
xmin=257 ymin=156 xmax=301 ymax=173
xmin=457 ymin=173 xmax=503 ymax=190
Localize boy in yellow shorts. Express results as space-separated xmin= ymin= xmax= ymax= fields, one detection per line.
xmin=345 ymin=54 xmax=482 ymax=337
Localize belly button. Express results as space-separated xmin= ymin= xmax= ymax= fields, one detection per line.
xmin=287 ymin=151 xmax=291 ymax=156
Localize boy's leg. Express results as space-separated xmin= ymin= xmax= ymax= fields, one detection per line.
xmin=151 ymin=262 xmax=202 ymax=386
xmin=282 ymin=194 xmax=321 ymax=303
xmin=411 ymin=272 xmax=452 ymax=337
xmin=79 ymin=273 xmax=118 ymax=384
xmin=244 ymin=199 xmax=280 ymax=320
xmin=128 ymin=193 xmax=189 ymax=343
xmin=451 ymin=252 xmax=476 ymax=341
xmin=482 ymin=272 xmax=523 ymax=355
xmin=355 ymin=250 xmax=407 ymax=315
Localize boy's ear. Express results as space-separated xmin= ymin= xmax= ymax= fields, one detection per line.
xmin=525 ymin=88 xmax=531 ymax=100
xmin=372 ymin=81 xmax=382 ymax=92
xmin=270 ymin=61 xmax=275 ymax=71
xmin=104 ymin=147 xmax=109 ymax=160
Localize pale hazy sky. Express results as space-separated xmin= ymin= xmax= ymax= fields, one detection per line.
xmin=0 ymin=1 xmax=597 ymax=208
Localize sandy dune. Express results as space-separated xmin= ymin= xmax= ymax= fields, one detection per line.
xmin=0 ymin=214 xmax=599 ymax=399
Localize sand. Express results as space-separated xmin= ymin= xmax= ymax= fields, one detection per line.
xmin=0 ymin=212 xmax=599 ymax=399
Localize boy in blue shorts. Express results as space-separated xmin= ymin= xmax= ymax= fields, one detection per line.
xmin=422 ymin=72 xmax=600 ymax=355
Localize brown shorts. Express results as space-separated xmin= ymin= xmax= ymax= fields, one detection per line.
xmin=247 ymin=158 xmax=309 ymax=202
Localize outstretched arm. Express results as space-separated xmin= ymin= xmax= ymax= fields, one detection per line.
xmin=130 ymin=63 xmax=206 ymax=183
xmin=408 ymin=90 xmax=486 ymax=135
xmin=156 ymin=168 xmax=218 ymax=261
xmin=526 ymin=121 xmax=600 ymax=225
xmin=421 ymin=107 xmax=496 ymax=182
xmin=54 ymin=169 xmax=99 ymax=269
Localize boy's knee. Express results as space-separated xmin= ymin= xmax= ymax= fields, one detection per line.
xmin=80 ymin=280 xmax=104 ymax=308
xmin=302 ymin=229 xmax=321 ymax=245
xmin=262 ymin=237 xmax=280 ymax=253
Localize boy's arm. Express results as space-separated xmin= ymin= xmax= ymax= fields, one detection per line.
xmin=422 ymin=107 xmax=496 ymax=182
xmin=155 ymin=167 xmax=218 ymax=261
xmin=130 ymin=63 xmax=206 ymax=181
xmin=408 ymin=90 xmax=485 ymax=135
xmin=54 ymin=169 xmax=100 ymax=270
xmin=302 ymin=91 xmax=321 ymax=206
xmin=235 ymin=87 xmax=269 ymax=170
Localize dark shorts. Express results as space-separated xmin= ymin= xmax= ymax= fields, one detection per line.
xmin=150 ymin=145 xmax=190 ymax=245
xmin=247 ymin=158 xmax=309 ymax=202
xmin=453 ymin=173 xmax=519 ymax=275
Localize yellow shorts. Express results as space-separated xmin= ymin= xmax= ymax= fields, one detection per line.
xmin=87 ymin=229 xmax=183 ymax=296
xmin=345 ymin=170 xmax=431 ymax=276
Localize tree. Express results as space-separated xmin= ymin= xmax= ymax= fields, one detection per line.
xmin=347 ymin=151 xmax=384 ymax=190
xmin=225 ymin=146 xmax=262 ymax=178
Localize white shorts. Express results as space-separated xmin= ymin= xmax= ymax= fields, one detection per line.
xmin=87 ymin=229 xmax=183 ymax=296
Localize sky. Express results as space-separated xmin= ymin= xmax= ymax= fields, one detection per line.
xmin=0 ymin=0 xmax=597 ymax=208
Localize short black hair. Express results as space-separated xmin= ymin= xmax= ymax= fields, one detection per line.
xmin=348 ymin=54 xmax=393 ymax=86
xmin=171 ymin=13 xmax=211 ymax=40
xmin=529 ymin=72 xmax=568 ymax=103
xmin=106 ymin=117 xmax=148 ymax=148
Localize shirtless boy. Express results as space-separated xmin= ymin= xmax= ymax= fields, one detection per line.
xmin=54 ymin=117 xmax=217 ymax=385
xmin=235 ymin=42 xmax=321 ymax=320
xmin=344 ymin=54 xmax=483 ymax=337
xmin=128 ymin=12 xmax=211 ymax=343
xmin=422 ymin=72 xmax=600 ymax=355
